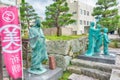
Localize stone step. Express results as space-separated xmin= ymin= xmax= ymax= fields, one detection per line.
xmin=71 ymin=59 xmax=120 ymax=73
xmin=67 ymin=66 xmax=110 ymax=80
xmin=68 ymin=73 xmax=99 ymax=80
xmin=110 ymin=69 xmax=120 ymax=80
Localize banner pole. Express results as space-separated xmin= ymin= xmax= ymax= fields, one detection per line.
xmin=0 ymin=37 xmax=3 ymax=80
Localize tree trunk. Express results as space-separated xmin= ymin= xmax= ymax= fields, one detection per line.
xmin=57 ymin=26 xmax=61 ymax=36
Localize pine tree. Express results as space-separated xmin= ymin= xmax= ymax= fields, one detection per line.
xmin=20 ymin=0 xmax=39 ymax=30
xmin=92 ymin=0 xmax=119 ymax=32
xmin=42 ymin=0 xmax=75 ymax=36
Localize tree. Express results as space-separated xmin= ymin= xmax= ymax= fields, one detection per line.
xmin=92 ymin=0 xmax=119 ymax=32
xmin=20 ymin=0 xmax=39 ymax=35
xmin=42 ymin=0 xmax=75 ymax=36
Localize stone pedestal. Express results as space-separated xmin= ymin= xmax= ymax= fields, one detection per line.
xmin=24 ymin=66 xmax=63 ymax=80
xmin=78 ymin=53 xmax=116 ymax=64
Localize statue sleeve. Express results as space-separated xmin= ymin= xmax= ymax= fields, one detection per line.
xmin=39 ymin=29 xmax=45 ymax=38
xmin=29 ymin=28 xmax=39 ymax=48
xmin=104 ymin=34 xmax=109 ymax=43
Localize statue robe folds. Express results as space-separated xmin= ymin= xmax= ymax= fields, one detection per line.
xmin=86 ymin=22 xmax=99 ymax=56
xmin=28 ymin=19 xmax=48 ymax=74
xmin=94 ymin=24 xmax=103 ymax=53
xmin=103 ymin=28 xmax=110 ymax=55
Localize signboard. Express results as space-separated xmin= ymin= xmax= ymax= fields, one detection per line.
xmin=0 ymin=0 xmax=16 ymax=6
xmin=0 ymin=6 xmax=22 ymax=79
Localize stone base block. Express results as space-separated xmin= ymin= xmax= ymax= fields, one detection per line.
xmin=24 ymin=66 xmax=63 ymax=80
xmin=78 ymin=53 xmax=116 ymax=64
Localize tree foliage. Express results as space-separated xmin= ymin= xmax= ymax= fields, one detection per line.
xmin=42 ymin=0 xmax=76 ymax=36
xmin=92 ymin=0 xmax=119 ymax=32
xmin=20 ymin=0 xmax=39 ymax=31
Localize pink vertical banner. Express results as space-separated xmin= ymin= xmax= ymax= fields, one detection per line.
xmin=0 ymin=6 xmax=22 ymax=79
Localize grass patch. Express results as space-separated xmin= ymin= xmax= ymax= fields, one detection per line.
xmin=109 ymin=40 xmax=120 ymax=48
xmin=59 ymin=71 xmax=72 ymax=80
xmin=46 ymin=34 xmax=87 ymax=41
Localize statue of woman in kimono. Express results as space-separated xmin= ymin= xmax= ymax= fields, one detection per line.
xmin=28 ymin=18 xmax=48 ymax=74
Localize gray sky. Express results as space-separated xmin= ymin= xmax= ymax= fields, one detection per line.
xmin=26 ymin=0 xmax=120 ymax=19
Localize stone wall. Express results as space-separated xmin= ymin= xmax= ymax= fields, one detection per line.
xmin=46 ymin=36 xmax=88 ymax=70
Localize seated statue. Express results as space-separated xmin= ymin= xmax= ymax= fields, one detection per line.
xmin=28 ymin=18 xmax=48 ymax=74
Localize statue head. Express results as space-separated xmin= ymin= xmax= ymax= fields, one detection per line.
xmin=90 ymin=22 xmax=95 ymax=27
xmin=104 ymin=28 xmax=108 ymax=33
xmin=34 ymin=18 xmax=41 ymax=28
xmin=96 ymin=24 xmax=101 ymax=29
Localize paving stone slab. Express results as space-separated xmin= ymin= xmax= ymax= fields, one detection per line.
xmin=110 ymin=69 xmax=120 ymax=80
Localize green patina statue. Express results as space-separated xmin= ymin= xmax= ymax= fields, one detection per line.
xmin=94 ymin=24 xmax=103 ymax=53
xmin=28 ymin=19 xmax=48 ymax=74
xmin=103 ymin=28 xmax=110 ymax=55
xmin=86 ymin=22 xmax=99 ymax=56
xmin=86 ymin=22 xmax=110 ymax=56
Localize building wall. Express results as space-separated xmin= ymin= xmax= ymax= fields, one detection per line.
xmin=66 ymin=0 xmax=78 ymax=32
xmin=0 ymin=0 xmax=21 ymax=7
xmin=43 ymin=27 xmax=73 ymax=36
xmin=66 ymin=0 xmax=95 ymax=35
xmin=118 ymin=5 xmax=120 ymax=14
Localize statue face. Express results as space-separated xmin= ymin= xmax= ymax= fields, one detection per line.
xmin=35 ymin=19 xmax=41 ymax=28
xmin=104 ymin=28 xmax=108 ymax=33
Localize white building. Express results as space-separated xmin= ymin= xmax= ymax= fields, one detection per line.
xmin=118 ymin=4 xmax=120 ymax=14
xmin=0 ymin=0 xmax=21 ymax=7
xmin=66 ymin=0 xmax=95 ymax=35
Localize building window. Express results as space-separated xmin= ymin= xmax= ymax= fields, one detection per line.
xmin=80 ymin=9 xmax=82 ymax=15
xmin=87 ymin=11 xmax=89 ymax=16
xmin=84 ymin=10 xmax=86 ymax=15
xmin=87 ymin=21 xmax=89 ymax=25
xmin=80 ymin=20 xmax=82 ymax=25
xmin=84 ymin=21 xmax=86 ymax=25
xmin=73 ymin=22 xmax=77 ymax=25
xmin=72 ymin=12 xmax=77 ymax=14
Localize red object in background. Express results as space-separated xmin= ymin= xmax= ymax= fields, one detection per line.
xmin=49 ymin=56 xmax=56 ymax=70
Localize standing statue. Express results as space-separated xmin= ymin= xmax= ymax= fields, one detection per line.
xmin=103 ymin=28 xmax=110 ymax=55
xmin=94 ymin=24 xmax=103 ymax=53
xmin=86 ymin=22 xmax=99 ymax=56
xmin=28 ymin=19 xmax=48 ymax=74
